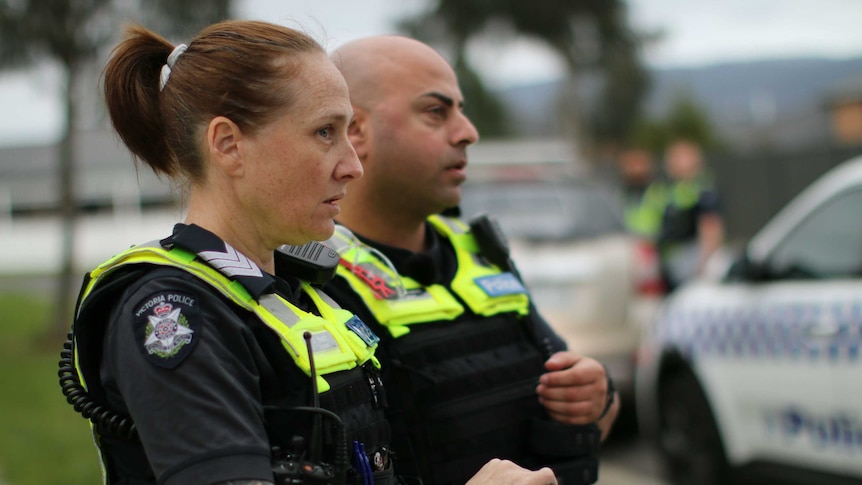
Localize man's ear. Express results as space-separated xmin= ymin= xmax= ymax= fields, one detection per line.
xmin=206 ymin=116 xmax=244 ymax=176
xmin=348 ymin=108 xmax=370 ymax=160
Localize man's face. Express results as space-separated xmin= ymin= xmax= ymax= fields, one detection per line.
xmin=665 ymin=141 xmax=702 ymax=181
xmin=361 ymin=50 xmax=479 ymax=218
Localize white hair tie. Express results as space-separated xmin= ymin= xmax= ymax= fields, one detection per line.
xmin=159 ymin=43 xmax=188 ymax=91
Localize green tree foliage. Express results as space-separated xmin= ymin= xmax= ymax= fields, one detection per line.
xmin=399 ymin=0 xmax=651 ymax=147
xmin=454 ymin=55 xmax=510 ymax=138
xmin=663 ymin=89 xmax=718 ymax=150
xmin=0 ymin=0 xmax=233 ymax=341
xmin=627 ymin=90 xmax=719 ymax=154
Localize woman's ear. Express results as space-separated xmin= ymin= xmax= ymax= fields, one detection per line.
xmin=348 ymin=108 xmax=370 ymax=160
xmin=207 ymin=116 xmax=244 ymax=176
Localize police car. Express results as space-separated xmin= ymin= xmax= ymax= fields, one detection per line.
xmin=636 ymin=154 xmax=862 ymax=485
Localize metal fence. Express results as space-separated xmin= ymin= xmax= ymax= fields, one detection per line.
xmin=710 ymin=143 xmax=862 ymax=243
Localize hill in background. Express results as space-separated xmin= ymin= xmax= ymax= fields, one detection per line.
xmin=500 ymin=56 xmax=862 ymax=151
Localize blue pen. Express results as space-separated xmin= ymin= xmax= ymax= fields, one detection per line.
xmin=358 ymin=441 xmax=374 ymax=485
xmin=352 ymin=440 xmax=366 ymax=483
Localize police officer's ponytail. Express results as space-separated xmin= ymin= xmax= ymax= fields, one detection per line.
xmin=102 ymin=21 xmax=325 ymax=183
xmin=103 ymin=25 xmax=178 ymax=178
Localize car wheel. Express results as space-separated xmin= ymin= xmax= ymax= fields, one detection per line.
xmin=658 ymin=368 xmax=730 ymax=485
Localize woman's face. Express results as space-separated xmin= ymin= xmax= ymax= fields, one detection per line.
xmin=239 ymin=52 xmax=362 ymax=248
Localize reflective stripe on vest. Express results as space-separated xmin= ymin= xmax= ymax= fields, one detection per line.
xmin=670 ymin=179 xmax=701 ymax=209
xmin=331 ymin=216 xmax=530 ymax=338
xmin=77 ymin=242 xmax=379 ymax=393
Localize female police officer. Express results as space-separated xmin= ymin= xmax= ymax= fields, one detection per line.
xmin=58 ymin=20 xmax=557 ymax=485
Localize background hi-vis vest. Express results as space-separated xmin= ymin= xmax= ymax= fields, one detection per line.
xmin=330 ymin=215 xmax=530 ymax=338
xmin=623 ymin=182 xmax=668 ymax=238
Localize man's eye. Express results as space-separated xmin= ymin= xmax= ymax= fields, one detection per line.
xmin=318 ymin=127 xmax=332 ymax=138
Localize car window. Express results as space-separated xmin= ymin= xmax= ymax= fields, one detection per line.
xmin=767 ymin=188 xmax=862 ymax=279
xmin=459 ymin=181 xmax=624 ymax=241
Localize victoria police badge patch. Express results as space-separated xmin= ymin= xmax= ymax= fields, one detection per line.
xmin=133 ymin=290 xmax=201 ymax=368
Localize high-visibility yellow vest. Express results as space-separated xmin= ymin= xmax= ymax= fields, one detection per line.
xmin=76 ymin=242 xmax=379 ymax=393
xmin=329 ymin=215 xmax=530 ymax=338
xmin=623 ymin=182 xmax=668 ymax=238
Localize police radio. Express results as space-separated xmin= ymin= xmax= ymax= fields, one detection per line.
xmin=270 ymin=331 xmax=347 ymax=484
xmin=469 ymin=212 xmax=521 ymax=280
xmin=275 ymin=241 xmax=340 ymax=286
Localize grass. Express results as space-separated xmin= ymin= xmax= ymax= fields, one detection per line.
xmin=0 ymin=292 xmax=102 ymax=485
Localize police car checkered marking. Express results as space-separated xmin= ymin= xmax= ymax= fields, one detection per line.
xmin=659 ymin=301 xmax=862 ymax=362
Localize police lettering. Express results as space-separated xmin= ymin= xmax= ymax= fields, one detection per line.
xmin=167 ymin=293 xmax=196 ymax=307
xmin=136 ymin=293 xmax=196 ymax=317
xmin=765 ymin=406 xmax=862 ymax=452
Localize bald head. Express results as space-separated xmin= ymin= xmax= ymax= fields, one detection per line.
xmin=331 ymin=36 xmax=456 ymax=109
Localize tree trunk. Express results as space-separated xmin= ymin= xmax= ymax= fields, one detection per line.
xmin=47 ymin=60 xmax=80 ymax=344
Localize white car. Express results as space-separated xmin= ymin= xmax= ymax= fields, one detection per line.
xmin=459 ymin=177 xmax=664 ymax=422
xmin=636 ymin=154 xmax=862 ymax=484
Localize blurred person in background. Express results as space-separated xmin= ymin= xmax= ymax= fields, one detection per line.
xmin=324 ymin=35 xmax=618 ymax=485
xmin=617 ymin=146 xmax=667 ymax=241
xmin=657 ymin=138 xmax=724 ymax=291
xmin=59 ymin=20 xmax=556 ymax=485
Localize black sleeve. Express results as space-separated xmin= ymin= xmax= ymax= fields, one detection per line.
xmin=101 ymin=270 xmax=273 ymax=485
xmin=698 ymin=188 xmax=721 ymax=215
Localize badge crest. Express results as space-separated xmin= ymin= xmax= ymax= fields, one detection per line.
xmin=134 ymin=290 xmax=201 ymax=368
xmin=145 ymin=303 xmax=193 ymax=357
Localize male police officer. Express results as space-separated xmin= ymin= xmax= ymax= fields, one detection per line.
xmin=323 ymin=36 xmax=619 ymax=485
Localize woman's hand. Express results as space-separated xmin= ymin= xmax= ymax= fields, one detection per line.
xmin=465 ymin=458 xmax=557 ymax=485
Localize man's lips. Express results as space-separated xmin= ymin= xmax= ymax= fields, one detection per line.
xmin=448 ymin=159 xmax=467 ymax=170
xmin=324 ymin=193 xmax=344 ymax=205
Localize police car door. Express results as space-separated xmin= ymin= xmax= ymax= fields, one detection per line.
xmin=751 ymin=186 xmax=862 ymax=478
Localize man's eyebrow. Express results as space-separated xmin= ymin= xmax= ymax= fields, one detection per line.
xmin=421 ymin=92 xmax=463 ymax=109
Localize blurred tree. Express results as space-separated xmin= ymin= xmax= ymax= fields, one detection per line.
xmin=454 ymin=54 xmax=510 ymax=138
xmin=629 ymin=116 xmax=669 ymax=155
xmin=626 ymin=90 xmax=720 ymax=156
xmin=0 ymin=0 xmax=232 ymax=343
xmin=399 ymin=0 xmax=652 ymax=150
xmin=663 ymin=89 xmax=719 ymax=150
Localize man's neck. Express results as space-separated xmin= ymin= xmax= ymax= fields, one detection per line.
xmin=337 ymin=206 xmax=429 ymax=254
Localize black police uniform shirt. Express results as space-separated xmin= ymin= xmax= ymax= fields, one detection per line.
xmin=323 ymin=219 xmax=567 ymax=360
xmin=660 ymin=185 xmax=721 ymax=244
xmin=99 ymin=224 xmax=322 ymax=485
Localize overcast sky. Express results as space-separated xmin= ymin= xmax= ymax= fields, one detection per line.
xmin=2 ymin=0 xmax=862 ymax=147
